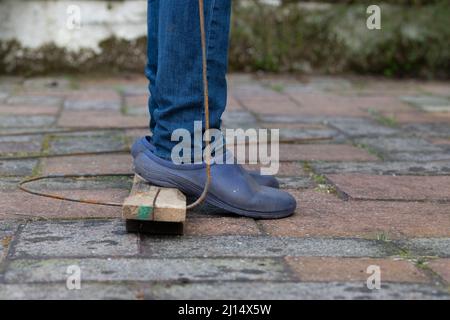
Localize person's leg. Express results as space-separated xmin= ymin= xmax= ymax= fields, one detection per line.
xmin=136 ymin=0 xmax=296 ymax=218
xmin=134 ymin=0 xmax=279 ymax=188
xmin=145 ymin=0 xmax=159 ymax=134
xmin=151 ymin=0 xmax=231 ymax=160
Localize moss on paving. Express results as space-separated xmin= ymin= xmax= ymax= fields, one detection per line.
xmin=302 ymin=161 xmax=337 ymax=194
xmin=354 ymin=142 xmax=384 ymax=160
xmin=367 ymin=108 xmax=399 ymax=128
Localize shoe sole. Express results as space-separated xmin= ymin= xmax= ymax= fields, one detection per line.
xmin=134 ymin=154 xmax=294 ymax=219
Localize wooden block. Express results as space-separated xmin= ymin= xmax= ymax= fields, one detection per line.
xmin=125 ymin=220 xmax=184 ymax=235
xmin=122 ymin=175 xmax=186 ymax=223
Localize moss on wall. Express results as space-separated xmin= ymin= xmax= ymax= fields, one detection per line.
xmin=0 ymin=37 xmax=147 ymax=75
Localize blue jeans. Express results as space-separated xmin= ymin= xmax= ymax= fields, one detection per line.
xmin=146 ymin=0 xmax=232 ymax=160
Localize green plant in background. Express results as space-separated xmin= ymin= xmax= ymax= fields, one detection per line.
xmin=0 ymin=0 xmax=448 ymax=78
xmin=229 ymin=0 xmax=450 ymax=78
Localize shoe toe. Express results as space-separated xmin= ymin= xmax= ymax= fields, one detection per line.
xmin=252 ymin=174 xmax=279 ymax=188
xmin=252 ymin=186 xmax=296 ymax=219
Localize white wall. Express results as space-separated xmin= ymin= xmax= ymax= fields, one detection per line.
xmin=0 ymin=0 xmax=147 ymax=53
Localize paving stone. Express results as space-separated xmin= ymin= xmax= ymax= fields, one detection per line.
xmin=260 ymin=189 xmax=450 ymax=239
xmin=243 ymin=161 xmax=306 ymax=177
xmin=388 ymin=110 xmax=450 ymax=124
xmin=262 ymin=122 xmax=331 ymax=130
xmin=2 ymin=75 xmax=449 ymax=299
xmin=259 ymin=114 xmax=330 ymax=124
xmin=125 ymin=94 xmax=150 ymax=108
xmin=279 ymin=144 xmax=378 ymax=162
xmin=229 ymin=83 xmax=267 ymax=97
xmin=120 ymin=84 xmax=148 ymax=97
xmin=355 ymin=137 xmax=442 ymax=154
xmin=328 ymin=118 xmax=399 ymax=137
xmin=428 ymin=259 xmax=450 ymax=283
xmin=0 ymin=105 xmax=59 ymax=116
xmin=0 ymin=177 xmax=21 ymax=191
xmin=52 ymin=129 xmax=122 ymax=138
xmin=143 ymin=281 xmax=449 ymax=300
xmin=140 ymin=236 xmax=396 ymax=258
xmin=394 ymin=238 xmax=450 ymax=258
xmin=278 ymin=128 xmax=339 ymax=142
xmin=300 ymin=76 xmax=353 ymax=92
xmin=0 ymin=190 xmax=123 ymax=219
xmin=4 ymin=258 xmax=291 ymax=283
xmin=25 ymin=175 xmax=132 ymax=191
xmin=277 ymin=176 xmax=313 ymax=189
xmin=22 ymin=77 xmax=71 ymax=90
xmin=327 ymin=174 xmax=450 ymax=201
xmin=124 ymin=95 xmax=148 ymax=108
xmin=0 ymin=213 xmax=30 ymax=220
xmin=0 ymin=91 xmax=9 ymax=102
xmin=0 ymin=127 xmax=62 ymax=136
xmin=58 ymin=111 xmax=147 ymax=128
xmin=6 ymin=95 xmax=62 ymax=107
xmin=0 ymin=135 xmax=43 ymax=155
xmin=401 ymin=95 xmax=450 ymax=112
xmin=346 ymin=96 xmax=413 ymax=112
xmin=125 ymin=128 xmax=149 ymax=143
xmin=240 ymin=96 xmax=301 ymax=115
xmin=0 ymin=115 xmax=55 ymax=128
xmin=76 ymin=76 xmax=146 ymax=91
xmin=285 ymin=257 xmax=429 ymax=283
xmin=0 ymin=220 xmax=18 ymax=260
xmin=0 ymin=76 xmax=23 ymax=86
xmin=0 ymin=283 xmax=139 ymax=300
xmin=67 ymin=89 xmax=121 ymax=99
xmin=226 ymin=95 xmax=244 ymax=111
xmin=64 ymin=100 xmax=121 ymax=111
xmin=385 ymin=151 xmax=450 ymax=162
xmin=420 ymin=83 xmax=450 ymax=96
xmin=286 ymin=92 xmax=372 ymax=117
xmin=277 ymin=162 xmax=306 ymax=176
xmin=431 ymin=138 xmax=450 ymax=146
xmin=124 ymin=105 xmax=148 ymax=116
xmin=18 ymin=90 xmax=71 ymax=99
xmin=186 ymin=217 xmax=261 ymax=236
xmin=221 ymin=110 xmax=258 ymax=129
xmin=41 ymin=154 xmax=133 ymax=175
xmin=311 ymin=160 xmax=450 ymax=176
xmin=0 ymin=159 xmax=38 ymax=176
xmin=48 ymin=134 xmax=126 ymax=154
xmin=64 ymin=90 xmax=121 ymax=111
xmin=404 ymin=123 xmax=450 ymax=139
xmin=11 ymin=220 xmax=138 ymax=258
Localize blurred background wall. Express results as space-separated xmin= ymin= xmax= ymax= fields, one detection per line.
xmin=0 ymin=0 xmax=448 ymax=78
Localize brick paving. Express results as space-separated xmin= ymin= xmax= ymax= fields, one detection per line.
xmin=0 ymin=74 xmax=449 ymax=299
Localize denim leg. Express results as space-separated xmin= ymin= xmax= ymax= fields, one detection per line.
xmin=145 ymin=0 xmax=159 ymax=134
xmin=150 ymin=0 xmax=232 ymax=160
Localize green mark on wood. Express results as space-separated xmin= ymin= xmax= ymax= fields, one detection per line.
xmin=137 ymin=206 xmax=153 ymax=220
